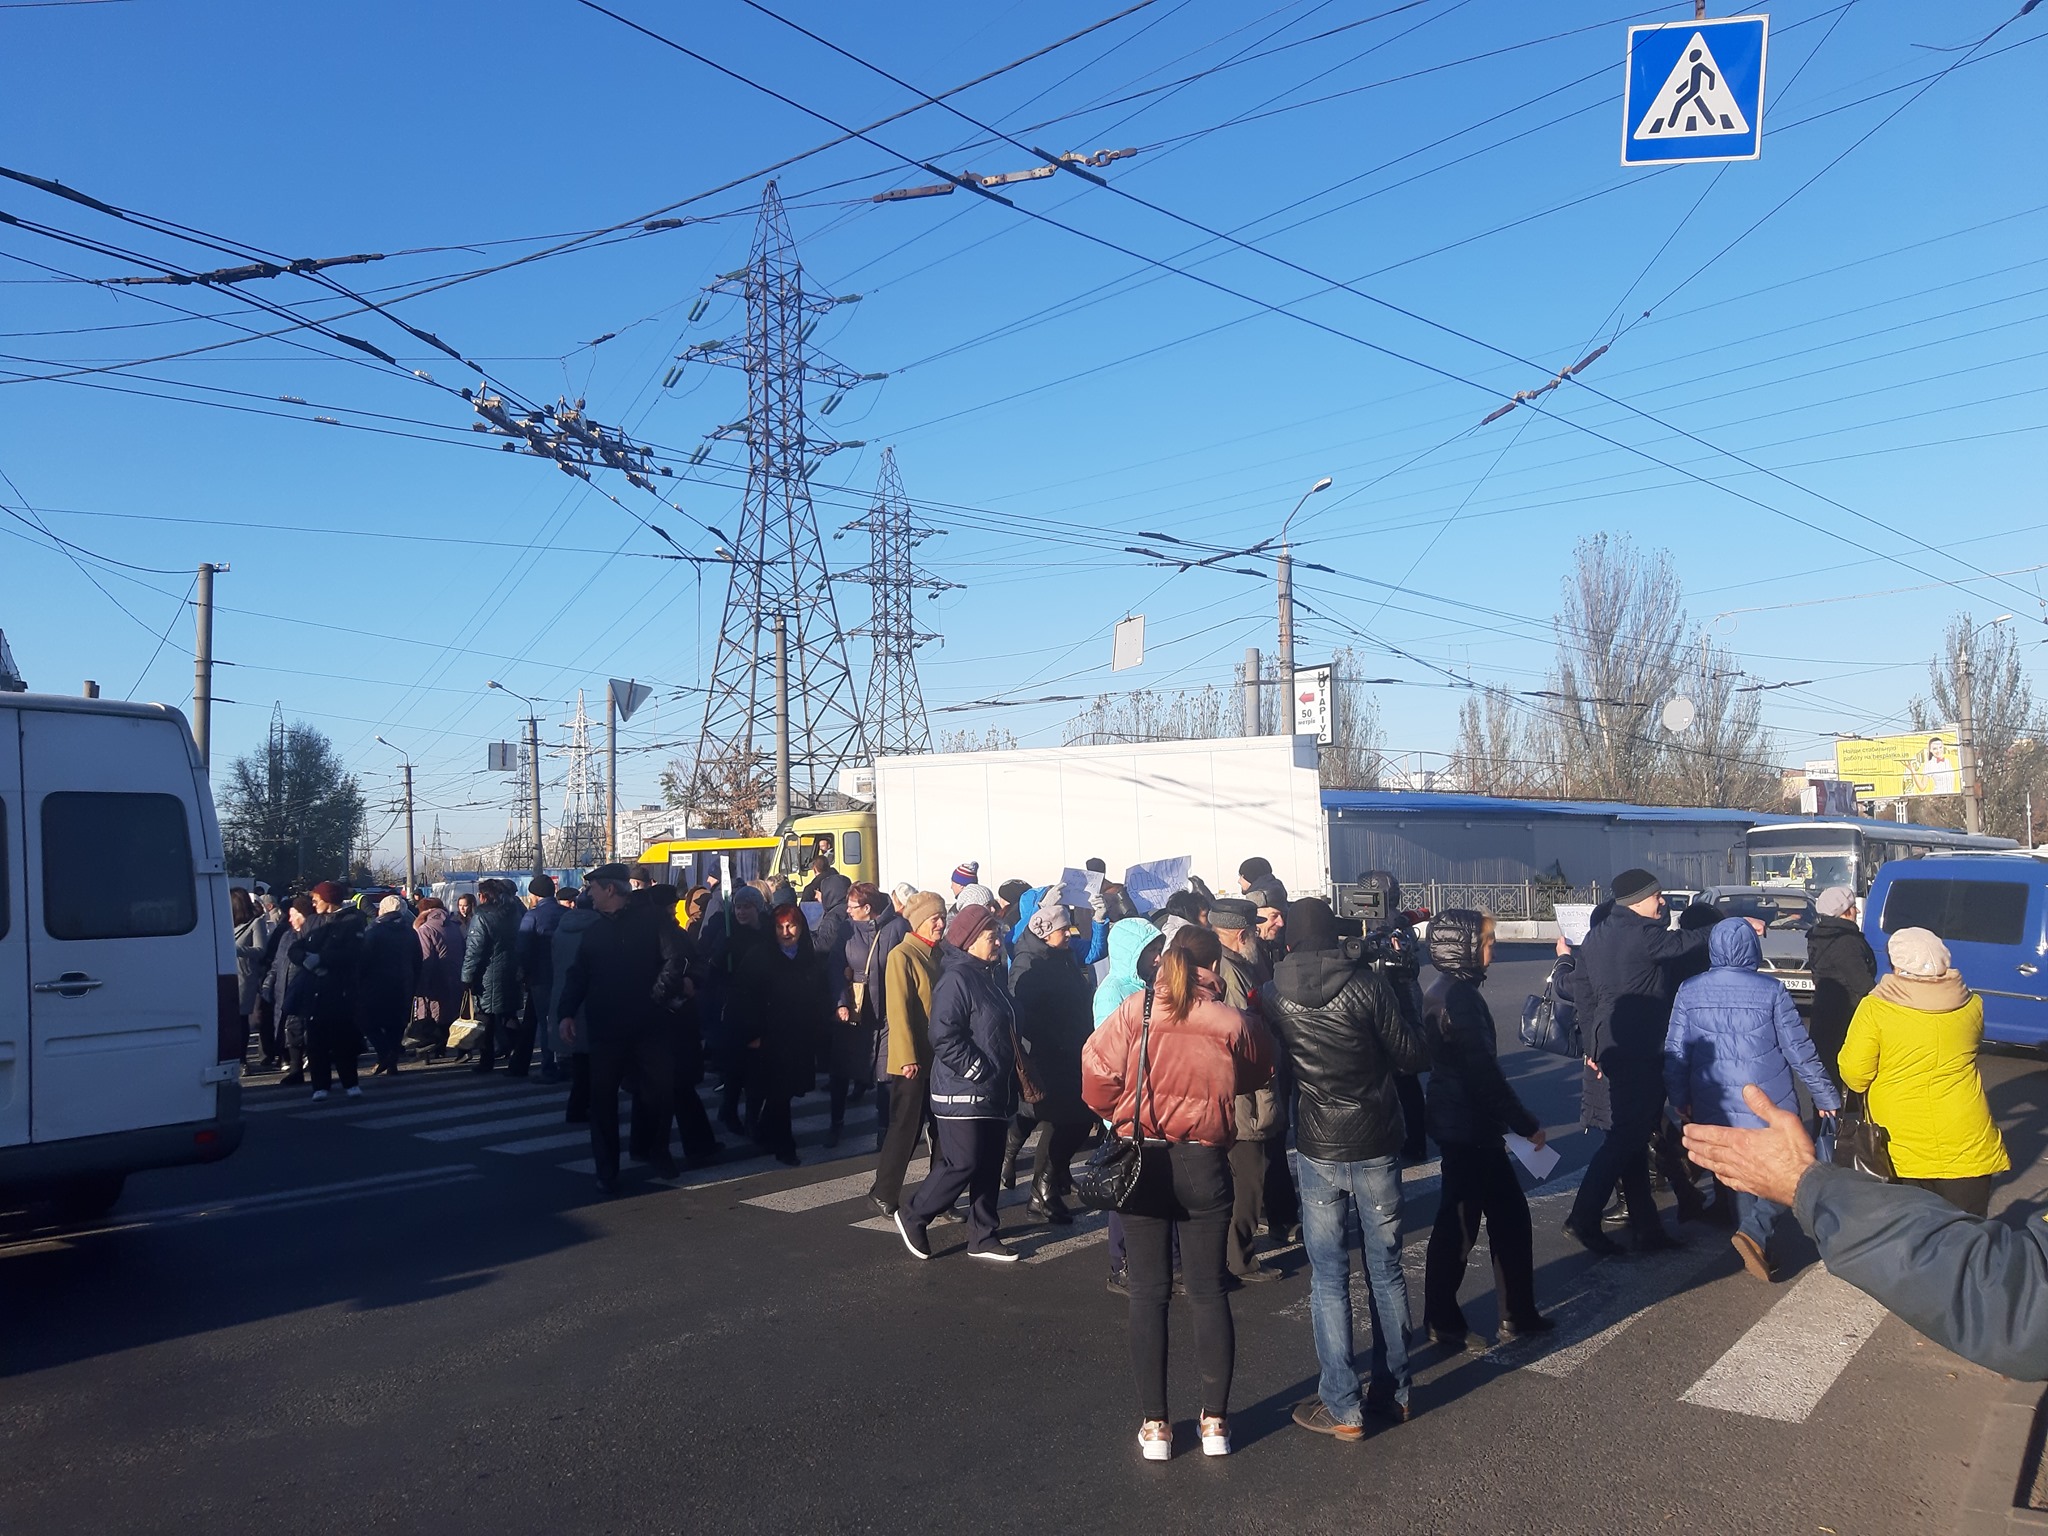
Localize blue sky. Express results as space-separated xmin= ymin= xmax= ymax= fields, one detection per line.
xmin=3 ymin=0 xmax=2042 ymax=862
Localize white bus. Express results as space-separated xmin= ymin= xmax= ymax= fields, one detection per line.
xmin=1746 ymin=819 xmax=2017 ymax=897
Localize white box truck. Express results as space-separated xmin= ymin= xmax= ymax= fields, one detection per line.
xmin=0 ymin=692 xmax=245 ymax=1219
xmin=870 ymin=734 xmax=1328 ymax=901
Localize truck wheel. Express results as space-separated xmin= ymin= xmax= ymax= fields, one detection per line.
xmin=52 ymin=1173 xmax=125 ymax=1221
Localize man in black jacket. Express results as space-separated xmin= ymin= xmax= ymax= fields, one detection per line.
xmin=291 ymin=881 xmax=368 ymax=1100
xmin=559 ymin=863 xmax=679 ymax=1194
xmin=1805 ymin=886 xmax=1875 ymax=1090
xmin=1260 ymin=898 xmax=1431 ymax=1441
xmin=1564 ymin=868 xmax=1715 ymax=1255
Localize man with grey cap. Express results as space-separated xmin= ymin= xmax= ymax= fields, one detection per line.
xmin=1806 ymin=885 xmax=1875 ymax=1090
xmin=1564 ymin=867 xmax=1718 ymax=1255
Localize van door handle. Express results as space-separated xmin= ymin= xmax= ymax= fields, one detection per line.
xmin=2020 ymin=964 xmax=2040 ymax=977
xmin=32 ymin=972 xmax=104 ymax=996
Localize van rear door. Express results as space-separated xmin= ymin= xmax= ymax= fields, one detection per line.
xmin=0 ymin=715 xmax=27 ymax=1147
xmin=21 ymin=708 xmax=217 ymax=1140
xmin=1878 ymin=871 xmax=2048 ymax=1045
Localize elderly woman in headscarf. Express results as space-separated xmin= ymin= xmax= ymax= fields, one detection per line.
xmin=1007 ymin=890 xmax=1098 ymax=1224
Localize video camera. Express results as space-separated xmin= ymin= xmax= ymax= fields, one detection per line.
xmin=1338 ymin=882 xmax=1421 ymax=980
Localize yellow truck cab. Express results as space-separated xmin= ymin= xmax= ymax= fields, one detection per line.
xmin=776 ymin=811 xmax=877 ymax=887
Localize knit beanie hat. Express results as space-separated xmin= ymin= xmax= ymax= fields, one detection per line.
xmin=956 ymin=882 xmax=994 ymax=910
xmin=529 ymin=873 xmax=556 ymax=900
xmin=901 ymin=890 xmax=944 ymax=931
xmin=310 ymin=880 xmax=346 ymax=906
xmin=1611 ymin=868 xmax=1661 ymax=905
xmin=1239 ymin=856 xmax=1274 ymax=886
xmin=1816 ymin=886 xmax=1854 ymax=918
xmin=1888 ymin=926 xmax=1951 ymax=978
xmin=1028 ymin=900 xmax=1071 ymax=940
xmin=997 ymin=878 xmax=1031 ymax=908
xmin=1286 ymin=897 xmax=1341 ymax=952
xmin=951 ymin=860 xmax=980 ymax=890
xmin=946 ymin=903 xmax=997 ymax=950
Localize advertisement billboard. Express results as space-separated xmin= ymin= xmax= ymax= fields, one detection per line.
xmin=1834 ymin=728 xmax=1960 ymax=799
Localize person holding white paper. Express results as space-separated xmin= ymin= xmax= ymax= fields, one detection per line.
xmin=1420 ymin=909 xmax=1555 ymax=1350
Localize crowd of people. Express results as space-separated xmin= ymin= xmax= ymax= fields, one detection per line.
xmin=225 ymin=850 xmax=2023 ymax=1460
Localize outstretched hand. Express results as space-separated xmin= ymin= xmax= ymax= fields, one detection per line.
xmin=1681 ymin=1085 xmax=1816 ymax=1207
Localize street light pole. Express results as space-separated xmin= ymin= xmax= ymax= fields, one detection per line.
xmin=374 ymin=736 xmax=416 ymax=894
xmin=1956 ymin=614 xmax=2011 ymax=836
xmin=488 ymin=681 xmax=546 ymax=880
xmin=1277 ymin=476 xmax=1332 ymax=731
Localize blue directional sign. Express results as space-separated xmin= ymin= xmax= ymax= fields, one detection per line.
xmin=1623 ymin=14 xmax=1768 ymax=166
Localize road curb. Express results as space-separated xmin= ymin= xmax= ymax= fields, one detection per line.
xmin=1955 ymin=1378 xmax=2048 ymax=1535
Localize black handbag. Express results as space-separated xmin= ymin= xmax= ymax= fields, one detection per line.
xmin=1831 ymin=1089 xmax=1896 ymax=1182
xmin=1073 ymin=989 xmax=1153 ymax=1213
xmin=1519 ymin=958 xmax=1582 ymax=1059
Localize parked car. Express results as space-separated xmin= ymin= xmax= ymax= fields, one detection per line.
xmin=1682 ymin=885 xmax=1818 ymax=1005
xmin=0 ymin=692 xmax=245 ymax=1219
xmin=1865 ymin=852 xmax=2048 ymax=1048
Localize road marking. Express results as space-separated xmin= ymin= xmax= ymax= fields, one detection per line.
xmin=484 ymin=1130 xmax=591 ymax=1155
xmin=292 ymin=1084 xmax=555 ymax=1120
xmin=1679 ymin=1264 xmax=1888 ymax=1421
xmin=355 ymin=1095 xmax=571 ymax=1131
xmin=0 ymin=1167 xmax=483 ymax=1246
xmin=744 ymin=1159 xmax=928 ymax=1213
xmin=415 ymin=1110 xmax=571 ymax=1143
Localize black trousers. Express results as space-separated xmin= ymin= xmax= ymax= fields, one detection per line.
xmin=1395 ymin=1071 xmax=1428 ymax=1159
xmin=1569 ymin=1057 xmax=1665 ymax=1235
xmin=906 ymin=1118 xmax=1005 ymax=1242
xmin=564 ymin=1053 xmax=590 ymax=1123
xmin=1123 ymin=1142 xmax=1235 ymax=1422
xmin=363 ymin=1003 xmax=407 ymax=1071
xmin=307 ymin=1014 xmax=360 ymax=1091
xmin=1906 ymin=1174 xmax=1994 ymax=1217
xmin=1030 ymin=1106 xmax=1091 ymax=1195
xmin=1424 ymin=1140 xmax=1538 ymax=1334
xmin=587 ymin=1022 xmax=675 ymax=1181
xmin=872 ymin=1074 xmax=931 ymax=1209
xmin=1227 ymin=1137 xmax=1280 ymax=1273
xmin=503 ymin=988 xmax=540 ymax=1076
xmin=474 ymin=1011 xmax=516 ymax=1069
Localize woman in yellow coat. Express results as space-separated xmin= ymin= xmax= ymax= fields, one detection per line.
xmin=1839 ymin=926 xmax=2008 ymax=1215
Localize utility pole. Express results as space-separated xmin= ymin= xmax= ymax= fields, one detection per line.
xmin=526 ymin=710 xmax=543 ymax=880
xmin=772 ymin=614 xmax=792 ymax=833
xmin=1242 ymin=646 xmax=1262 ymax=735
xmin=192 ymin=562 xmax=225 ymax=768
xmin=606 ymin=683 xmax=618 ymax=860
xmin=1275 ymin=477 xmax=1330 ymax=733
xmin=375 ymin=736 xmax=416 ymax=894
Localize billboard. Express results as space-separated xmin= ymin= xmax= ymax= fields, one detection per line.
xmin=1835 ymin=728 xmax=1960 ymax=798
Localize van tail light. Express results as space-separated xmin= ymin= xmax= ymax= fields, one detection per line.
xmin=217 ymin=974 xmax=243 ymax=1063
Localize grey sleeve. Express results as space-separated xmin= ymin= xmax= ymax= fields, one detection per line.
xmin=1796 ymin=1162 xmax=2048 ymax=1381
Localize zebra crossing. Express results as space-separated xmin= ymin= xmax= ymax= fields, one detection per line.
xmin=247 ymin=1064 xmax=1920 ymax=1428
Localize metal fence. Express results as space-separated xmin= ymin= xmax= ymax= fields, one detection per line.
xmin=1335 ymin=880 xmax=1605 ymax=922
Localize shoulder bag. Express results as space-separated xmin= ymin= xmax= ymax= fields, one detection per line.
xmin=1073 ymin=988 xmax=1152 ymax=1213
xmin=1831 ymin=1089 xmax=1896 ymax=1182
xmin=1519 ymin=958 xmax=1582 ymax=1059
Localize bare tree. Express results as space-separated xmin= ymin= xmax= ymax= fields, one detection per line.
xmin=1318 ymin=647 xmax=1386 ymax=790
xmin=1657 ymin=636 xmax=1782 ymax=809
xmin=1452 ymin=686 xmax=1539 ymax=797
xmin=935 ymin=724 xmax=1020 ymax=753
xmin=1064 ymin=685 xmax=1229 ymax=746
xmin=1911 ymin=614 xmax=2048 ymax=840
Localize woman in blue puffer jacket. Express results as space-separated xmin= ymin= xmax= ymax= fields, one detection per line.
xmin=1663 ymin=918 xmax=1840 ymax=1282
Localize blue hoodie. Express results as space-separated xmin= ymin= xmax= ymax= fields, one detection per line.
xmin=1092 ymin=917 xmax=1161 ymax=1030
xmin=1663 ymin=918 xmax=1841 ymax=1129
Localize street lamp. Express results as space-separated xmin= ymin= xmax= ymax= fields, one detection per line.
xmin=487 ymin=681 xmax=546 ymax=880
xmin=373 ymin=735 xmax=417 ymax=896
xmin=1956 ymin=615 xmax=2012 ymax=836
xmin=1277 ymin=475 xmax=1333 ymax=710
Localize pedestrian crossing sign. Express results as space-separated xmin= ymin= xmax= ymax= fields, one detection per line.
xmin=1623 ymin=14 xmax=1768 ymax=165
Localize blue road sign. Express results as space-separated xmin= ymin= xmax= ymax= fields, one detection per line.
xmin=1623 ymin=14 xmax=1768 ymax=166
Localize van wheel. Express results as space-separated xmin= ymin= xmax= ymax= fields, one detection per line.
xmin=52 ymin=1173 xmax=125 ymax=1221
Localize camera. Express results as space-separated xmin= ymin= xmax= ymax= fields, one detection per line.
xmin=1338 ymin=877 xmax=1420 ymax=979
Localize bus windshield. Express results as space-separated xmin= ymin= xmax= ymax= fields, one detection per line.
xmin=1746 ymin=829 xmax=1856 ymax=893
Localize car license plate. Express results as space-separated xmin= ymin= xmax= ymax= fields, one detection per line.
xmin=1782 ymin=977 xmax=1814 ymax=992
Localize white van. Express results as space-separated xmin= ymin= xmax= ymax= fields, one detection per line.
xmin=0 ymin=692 xmax=244 ymax=1218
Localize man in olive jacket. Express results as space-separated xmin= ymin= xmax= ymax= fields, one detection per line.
xmin=870 ymin=891 xmax=945 ymax=1217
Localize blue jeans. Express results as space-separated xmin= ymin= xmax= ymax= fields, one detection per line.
xmin=1734 ymin=1189 xmax=1784 ymax=1257
xmin=1299 ymin=1153 xmax=1411 ymax=1423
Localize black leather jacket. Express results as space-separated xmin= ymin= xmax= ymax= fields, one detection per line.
xmin=1259 ymin=949 xmax=1429 ymax=1163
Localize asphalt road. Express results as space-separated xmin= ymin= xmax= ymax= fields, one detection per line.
xmin=4 ymin=946 xmax=2039 ymax=1534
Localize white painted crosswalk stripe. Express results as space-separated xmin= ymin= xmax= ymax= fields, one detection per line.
xmin=483 ymin=1130 xmax=592 ymax=1155
xmin=744 ymin=1159 xmax=928 ymax=1213
xmin=415 ymin=1110 xmax=572 ymax=1143
xmin=301 ymin=1084 xmax=550 ymax=1121
xmin=356 ymin=1094 xmax=568 ymax=1131
xmin=1679 ymin=1264 xmax=1888 ymax=1422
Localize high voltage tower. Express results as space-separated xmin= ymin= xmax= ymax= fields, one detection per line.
xmin=688 ymin=181 xmax=871 ymax=827
xmin=503 ymin=737 xmax=537 ymax=870
xmin=555 ymin=690 xmax=605 ymax=868
xmin=840 ymin=447 xmax=951 ymax=757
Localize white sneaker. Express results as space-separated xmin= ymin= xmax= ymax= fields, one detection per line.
xmin=344 ymin=1086 xmax=363 ymax=1098
xmin=967 ymin=1238 xmax=1020 ymax=1264
xmin=310 ymin=1089 xmax=329 ymax=1102
xmin=1138 ymin=1420 xmax=1172 ymax=1461
xmin=1200 ymin=1414 xmax=1231 ymax=1457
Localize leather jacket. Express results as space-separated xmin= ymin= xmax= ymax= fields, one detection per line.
xmin=1259 ymin=949 xmax=1429 ymax=1164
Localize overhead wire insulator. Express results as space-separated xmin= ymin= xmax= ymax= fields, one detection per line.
xmin=687 ymin=296 xmax=709 ymax=323
xmin=662 ymin=366 xmax=682 ymax=389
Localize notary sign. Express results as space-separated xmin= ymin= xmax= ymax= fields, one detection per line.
xmin=1622 ymin=15 xmax=1768 ymax=166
